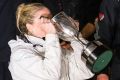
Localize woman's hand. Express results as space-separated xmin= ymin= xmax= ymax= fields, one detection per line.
xmin=81 ymin=23 xmax=96 ymax=38
xmin=40 ymin=17 xmax=56 ymax=34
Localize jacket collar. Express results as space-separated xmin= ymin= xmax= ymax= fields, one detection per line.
xmin=24 ymin=34 xmax=45 ymax=46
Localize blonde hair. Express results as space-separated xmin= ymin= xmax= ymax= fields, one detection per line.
xmin=16 ymin=3 xmax=47 ymax=34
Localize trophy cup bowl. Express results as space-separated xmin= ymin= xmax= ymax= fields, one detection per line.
xmin=52 ymin=12 xmax=113 ymax=73
xmin=52 ymin=12 xmax=79 ymax=41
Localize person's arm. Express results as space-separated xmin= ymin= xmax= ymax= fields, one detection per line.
xmin=9 ymin=34 xmax=61 ymax=80
xmin=98 ymin=0 xmax=115 ymax=46
xmin=67 ymin=40 xmax=94 ymax=80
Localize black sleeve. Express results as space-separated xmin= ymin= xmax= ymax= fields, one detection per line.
xmin=98 ymin=0 xmax=116 ymax=47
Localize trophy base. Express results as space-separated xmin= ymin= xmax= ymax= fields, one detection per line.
xmin=92 ymin=50 xmax=112 ymax=73
xmin=82 ymin=44 xmax=113 ymax=73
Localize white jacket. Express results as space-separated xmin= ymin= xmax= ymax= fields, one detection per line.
xmin=8 ymin=34 xmax=94 ymax=80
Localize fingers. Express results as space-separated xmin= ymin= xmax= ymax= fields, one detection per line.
xmin=40 ymin=17 xmax=56 ymax=34
xmin=40 ymin=17 xmax=51 ymax=23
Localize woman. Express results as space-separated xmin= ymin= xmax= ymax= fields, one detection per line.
xmin=8 ymin=3 xmax=94 ymax=80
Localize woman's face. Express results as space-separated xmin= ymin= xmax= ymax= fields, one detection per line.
xmin=26 ymin=7 xmax=52 ymax=38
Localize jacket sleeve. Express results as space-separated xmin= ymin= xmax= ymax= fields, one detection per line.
xmin=68 ymin=40 xmax=94 ymax=80
xmin=9 ymin=34 xmax=61 ymax=80
xmin=98 ymin=0 xmax=116 ymax=46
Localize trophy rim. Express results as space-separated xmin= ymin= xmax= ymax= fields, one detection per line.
xmin=52 ymin=11 xmax=67 ymax=22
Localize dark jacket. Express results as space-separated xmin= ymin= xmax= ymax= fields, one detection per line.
xmin=98 ymin=0 xmax=120 ymax=48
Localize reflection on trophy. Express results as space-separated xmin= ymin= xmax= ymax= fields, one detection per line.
xmin=52 ymin=12 xmax=113 ymax=73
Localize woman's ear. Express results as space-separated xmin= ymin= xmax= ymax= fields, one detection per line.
xmin=26 ymin=23 xmax=32 ymax=32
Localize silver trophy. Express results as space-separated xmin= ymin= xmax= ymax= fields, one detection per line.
xmin=52 ymin=12 xmax=113 ymax=73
